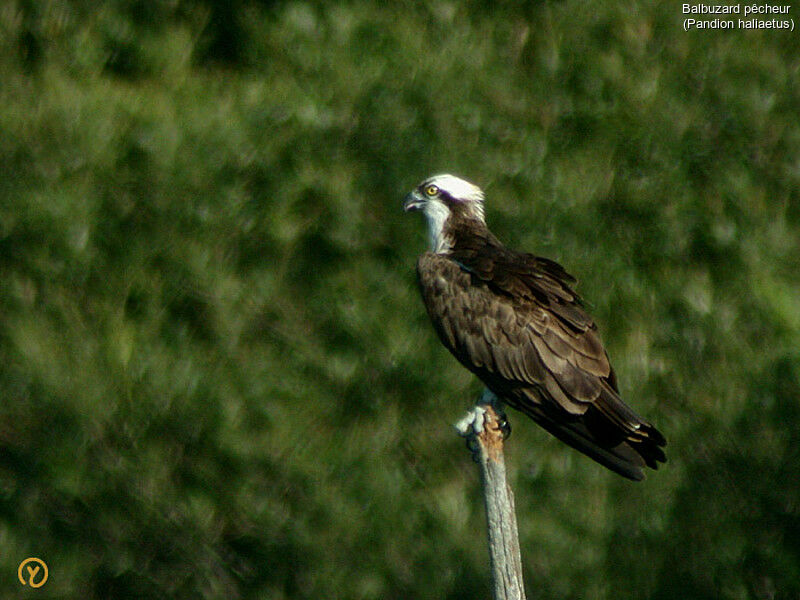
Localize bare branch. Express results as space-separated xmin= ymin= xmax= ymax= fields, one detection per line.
xmin=457 ymin=390 xmax=527 ymax=600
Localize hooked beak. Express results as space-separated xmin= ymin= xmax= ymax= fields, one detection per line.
xmin=403 ymin=191 xmax=425 ymax=212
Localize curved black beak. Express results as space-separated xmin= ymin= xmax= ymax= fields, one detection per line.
xmin=403 ymin=191 xmax=424 ymax=212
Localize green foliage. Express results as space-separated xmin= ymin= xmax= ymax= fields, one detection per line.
xmin=1 ymin=1 xmax=799 ymax=598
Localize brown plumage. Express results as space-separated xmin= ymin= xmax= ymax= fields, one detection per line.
xmin=405 ymin=174 xmax=666 ymax=480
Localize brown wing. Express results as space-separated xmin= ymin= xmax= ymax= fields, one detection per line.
xmin=417 ymin=251 xmax=666 ymax=480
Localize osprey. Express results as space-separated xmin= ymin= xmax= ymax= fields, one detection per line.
xmin=404 ymin=174 xmax=666 ymax=480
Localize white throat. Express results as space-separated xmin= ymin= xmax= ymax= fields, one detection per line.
xmin=423 ymin=201 xmax=452 ymax=254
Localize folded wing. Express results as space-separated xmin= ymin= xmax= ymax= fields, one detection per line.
xmin=417 ymin=251 xmax=666 ymax=480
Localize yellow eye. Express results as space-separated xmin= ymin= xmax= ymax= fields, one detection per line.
xmin=424 ymin=185 xmax=439 ymax=197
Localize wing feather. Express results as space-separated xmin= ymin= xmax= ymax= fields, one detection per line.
xmin=416 ymin=250 xmax=666 ymax=480
xmin=418 ymin=252 xmax=605 ymax=410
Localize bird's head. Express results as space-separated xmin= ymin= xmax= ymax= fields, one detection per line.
xmin=404 ymin=174 xmax=486 ymax=253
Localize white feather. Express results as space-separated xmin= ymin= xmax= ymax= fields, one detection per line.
xmin=422 ymin=199 xmax=452 ymax=253
xmin=427 ymin=174 xmax=485 ymax=204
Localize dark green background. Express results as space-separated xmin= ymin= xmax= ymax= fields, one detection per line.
xmin=2 ymin=1 xmax=799 ymax=598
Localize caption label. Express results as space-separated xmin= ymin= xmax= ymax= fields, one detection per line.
xmin=682 ymin=3 xmax=794 ymax=30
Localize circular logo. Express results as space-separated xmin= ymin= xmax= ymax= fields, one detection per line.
xmin=18 ymin=557 xmax=48 ymax=588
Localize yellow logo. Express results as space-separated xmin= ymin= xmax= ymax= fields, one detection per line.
xmin=18 ymin=558 xmax=48 ymax=588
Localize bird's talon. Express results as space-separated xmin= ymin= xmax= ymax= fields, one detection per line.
xmin=498 ymin=417 xmax=512 ymax=440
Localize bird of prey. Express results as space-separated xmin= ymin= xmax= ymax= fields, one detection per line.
xmin=404 ymin=174 xmax=666 ymax=480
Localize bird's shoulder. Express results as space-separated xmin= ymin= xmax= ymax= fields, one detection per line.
xmin=418 ymin=239 xmax=592 ymax=332
xmin=415 ymin=246 xmax=616 ymax=409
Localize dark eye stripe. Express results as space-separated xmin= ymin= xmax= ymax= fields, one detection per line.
xmin=438 ymin=190 xmax=456 ymax=203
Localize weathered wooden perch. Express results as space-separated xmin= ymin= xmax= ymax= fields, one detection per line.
xmin=455 ymin=389 xmax=527 ymax=600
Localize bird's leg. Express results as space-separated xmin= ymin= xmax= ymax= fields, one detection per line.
xmin=454 ymin=389 xmax=512 ymax=462
xmin=465 ymin=434 xmax=481 ymax=461
xmin=477 ymin=388 xmax=511 ymax=440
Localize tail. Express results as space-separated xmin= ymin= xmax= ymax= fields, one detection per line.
xmin=511 ymin=387 xmax=667 ymax=481
xmin=531 ymin=408 xmax=666 ymax=481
